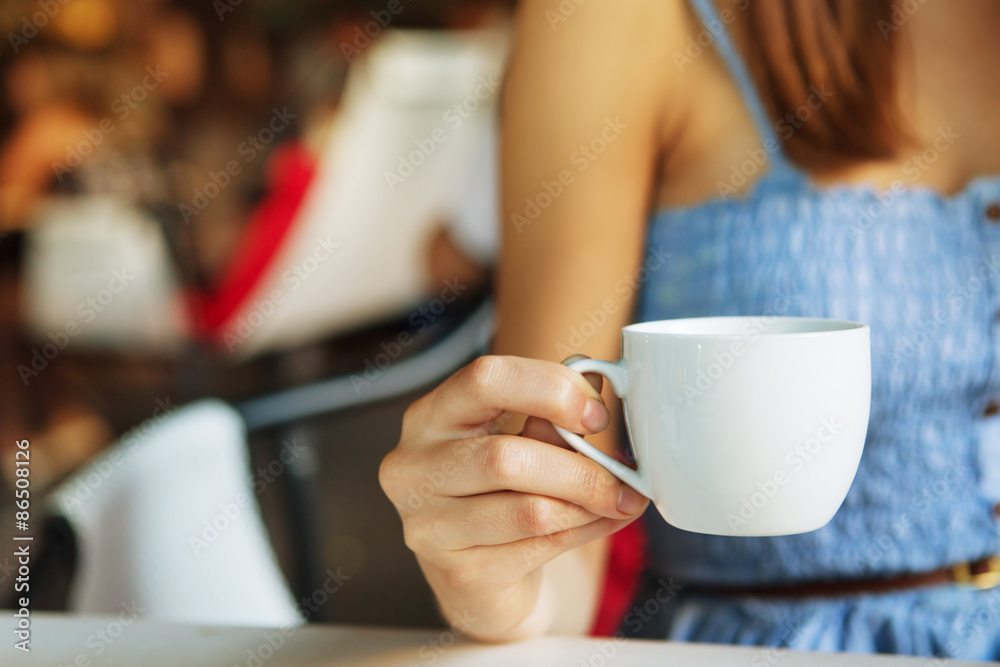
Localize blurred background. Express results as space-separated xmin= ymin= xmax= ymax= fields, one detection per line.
xmin=0 ymin=0 xmax=512 ymax=629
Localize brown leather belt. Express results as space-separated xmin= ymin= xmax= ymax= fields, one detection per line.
xmin=689 ymin=556 xmax=1000 ymax=598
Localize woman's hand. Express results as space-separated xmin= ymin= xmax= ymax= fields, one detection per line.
xmin=379 ymin=355 xmax=649 ymax=640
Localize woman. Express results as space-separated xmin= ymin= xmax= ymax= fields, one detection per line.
xmin=379 ymin=0 xmax=1000 ymax=657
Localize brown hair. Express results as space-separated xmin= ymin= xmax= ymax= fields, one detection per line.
xmin=737 ymin=0 xmax=908 ymax=168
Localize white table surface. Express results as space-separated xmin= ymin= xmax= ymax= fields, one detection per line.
xmin=2 ymin=613 xmax=984 ymax=666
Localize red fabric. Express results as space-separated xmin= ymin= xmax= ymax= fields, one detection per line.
xmin=189 ymin=142 xmax=318 ymax=336
xmin=588 ymin=517 xmax=649 ymax=637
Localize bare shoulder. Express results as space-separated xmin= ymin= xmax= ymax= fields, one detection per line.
xmin=497 ymin=0 xmax=706 ymax=367
xmin=511 ymin=0 xmax=692 ymax=57
xmin=505 ymin=0 xmax=697 ymax=135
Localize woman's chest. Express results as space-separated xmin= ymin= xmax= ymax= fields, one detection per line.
xmin=639 ymin=184 xmax=1000 ymax=401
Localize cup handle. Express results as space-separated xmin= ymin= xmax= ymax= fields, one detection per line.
xmin=552 ymin=357 xmax=653 ymax=499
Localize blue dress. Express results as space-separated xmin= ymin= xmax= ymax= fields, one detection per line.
xmin=624 ymin=0 xmax=1000 ymax=659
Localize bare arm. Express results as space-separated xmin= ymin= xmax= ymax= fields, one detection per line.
xmin=380 ymin=0 xmax=690 ymax=643
xmin=493 ymin=0 xmax=686 ymax=636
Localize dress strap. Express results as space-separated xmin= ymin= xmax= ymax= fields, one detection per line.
xmin=687 ymin=0 xmax=800 ymax=180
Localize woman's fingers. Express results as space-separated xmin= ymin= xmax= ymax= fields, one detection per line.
xmin=506 ymin=514 xmax=642 ymax=575
xmin=408 ymin=356 xmax=610 ymax=438
xmin=411 ymin=434 xmax=648 ymax=520
xmin=405 ymin=491 xmax=601 ymax=551
xmin=448 ymin=514 xmax=643 ymax=584
xmin=521 ymin=364 xmax=604 ymax=446
xmin=378 ymin=352 xmax=641 ymax=632
xmin=521 ymin=415 xmax=572 ymax=448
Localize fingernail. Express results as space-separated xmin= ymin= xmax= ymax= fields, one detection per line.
xmin=582 ymin=398 xmax=609 ymax=431
xmin=617 ymin=486 xmax=645 ymax=515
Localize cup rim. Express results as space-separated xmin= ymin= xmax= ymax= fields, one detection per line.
xmin=623 ymin=316 xmax=868 ymax=338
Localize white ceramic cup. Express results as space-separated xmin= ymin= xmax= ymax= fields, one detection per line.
xmin=554 ymin=316 xmax=871 ymax=536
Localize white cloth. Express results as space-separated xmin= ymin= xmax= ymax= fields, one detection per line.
xmin=22 ymin=194 xmax=187 ymax=352
xmin=49 ymin=400 xmax=303 ymax=627
xmin=446 ymin=107 xmax=499 ymax=266
xmin=224 ymin=27 xmax=507 ymax=356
